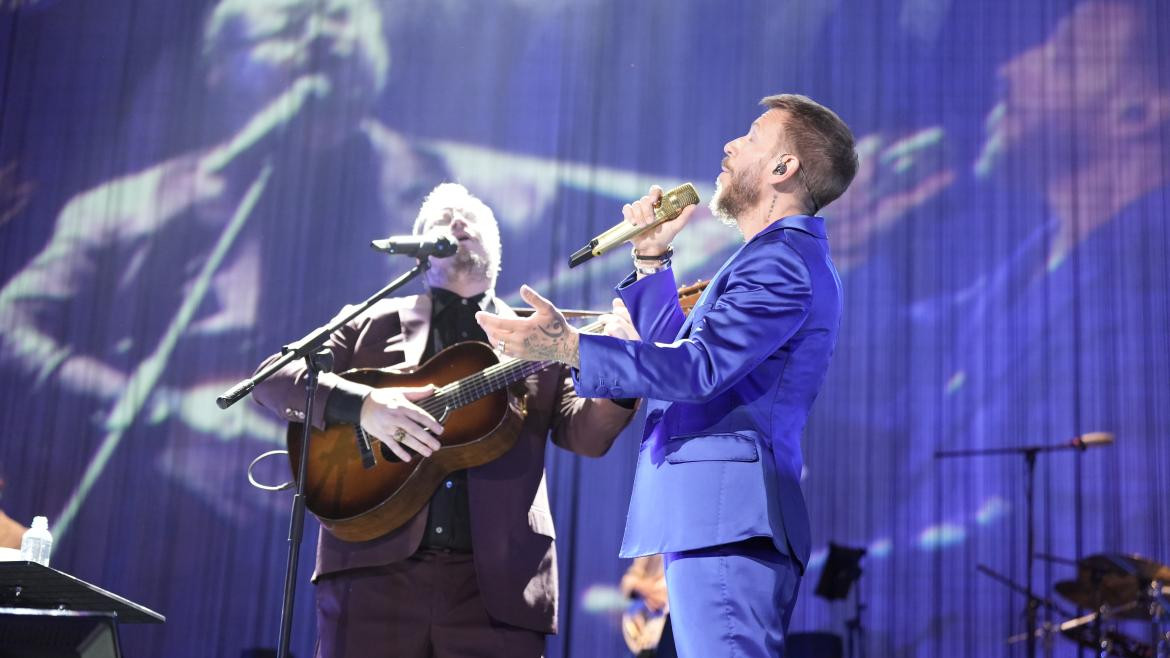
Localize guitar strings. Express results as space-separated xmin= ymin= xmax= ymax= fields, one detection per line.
xmin=418 ymin=360 xmax=551 ymax=416
xmin=415 ymin=319 xmax=606 ymax=417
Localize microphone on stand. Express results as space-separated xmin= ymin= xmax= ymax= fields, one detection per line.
xmin=1069 ymin=431 xmax=1114 ymax=450
xmin=371 ymin=232 xmax=458 ymax=258
xmin=568 ymin=183 xmax=700 ymax=268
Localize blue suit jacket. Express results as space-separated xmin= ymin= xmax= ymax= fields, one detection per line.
xmin=574 ymin=215 xmax=842 ymax=569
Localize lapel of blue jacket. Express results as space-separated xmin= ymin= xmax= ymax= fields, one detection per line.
xmin=674 ymin=247 xmax=739 ymax=339
xmin=673 ymin=215 xmax=824 ymax=340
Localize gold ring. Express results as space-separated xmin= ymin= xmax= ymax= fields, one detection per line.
xmin=393 ymin=428 xmax=406 ymax=442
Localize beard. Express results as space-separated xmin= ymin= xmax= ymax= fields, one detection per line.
xmin=428 ymin=244 xmax=492 ymax=288
xmin=709 ymin=166 xmax=763 ymax=227
xmin=452 ymin=247 xmax=491 ymax=280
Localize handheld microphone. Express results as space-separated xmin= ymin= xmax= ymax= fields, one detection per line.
xmin=569 ymin=183 xmax=700 ymax=268
xmin=370 ymin=232 xmax=458 ymax=258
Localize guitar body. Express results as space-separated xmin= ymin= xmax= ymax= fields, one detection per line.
xmin=287 ymin=341 xmax=527 ymax=542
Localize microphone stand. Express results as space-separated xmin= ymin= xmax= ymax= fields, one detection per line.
xmin=935 ymin=435 xmax=1111 ymax=658
xmin=216 ymin=256 xmax=435 ymax=658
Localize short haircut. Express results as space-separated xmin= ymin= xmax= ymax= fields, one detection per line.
xmin=760 ymin=94 xmax=858 ymax=213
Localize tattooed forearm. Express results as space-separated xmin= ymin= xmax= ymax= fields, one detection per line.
xmin=523 ymin=327 xmax=580 ymax=367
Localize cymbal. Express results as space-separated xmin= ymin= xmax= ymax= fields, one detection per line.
xmin=1054 ymin=580 xmax=1148 ymax=618
xmin=1054 ymin=553 xmax=1170 ymax=620
xmin=1078 ymin=553 xmax=1170 ymax=584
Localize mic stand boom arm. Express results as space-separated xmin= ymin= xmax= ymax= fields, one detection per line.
xmin=215 ymin=256 xmax=435 ymax=658
xmin=216 ymin=257 xmax=432 ymax=409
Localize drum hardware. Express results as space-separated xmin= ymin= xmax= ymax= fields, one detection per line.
xmin=1148 ymin=579 xmax=1169 ymax=658
xmin=979 ymin=563 xmax=1072 ymax=655
xmin=1047 ymin=553 xmax=1170 ymax=658
xmin=1053 ymin=610 xmax=1153 ymax=658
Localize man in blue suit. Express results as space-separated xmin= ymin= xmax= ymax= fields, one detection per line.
xmin=477 ymin=93 xmax=857 ymax=657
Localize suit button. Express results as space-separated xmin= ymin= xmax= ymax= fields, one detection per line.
xmin=611 ymin=387 xmax=623 ymax=397
xmin=596 ymin=385 xmax=610 ymax=396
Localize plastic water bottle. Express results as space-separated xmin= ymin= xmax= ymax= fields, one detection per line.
xmin=20 ymin=516 xmax=52 ymax=567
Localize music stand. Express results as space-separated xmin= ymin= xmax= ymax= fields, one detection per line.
xmin=0 ymin=607 xmax=121 ymax=658
xmin=0 ymin=561 xmax=164 ymax=657
xmin=815 ymin=543 xmax=867 ymax=658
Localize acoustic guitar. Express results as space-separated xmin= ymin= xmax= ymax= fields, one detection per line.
xmin=623 ymin=600 xmax=669 ymax=656
xmin=621 ymin=554 xmax=670 ymax=655
xmin=288 ymin=279 xmax=710 ymax=542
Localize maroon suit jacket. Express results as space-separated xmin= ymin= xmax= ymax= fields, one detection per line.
xmin=252 ymin=293 xmax=635 ymax=634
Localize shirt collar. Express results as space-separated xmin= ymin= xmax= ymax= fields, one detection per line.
xmin=755 ymin=214 xmax=827 ymax=242
xmin=744 ymin=215 xmax=828 ymax=245
xmin=430 ymin=287 xmax=492 ymax=315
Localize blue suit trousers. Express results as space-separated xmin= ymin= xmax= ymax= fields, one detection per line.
xmin=664 ymin=538 xmax=801 ymax=658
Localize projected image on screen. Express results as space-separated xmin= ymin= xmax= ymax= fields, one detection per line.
xmin=0 ymin=0 xmax=1166 ymax=656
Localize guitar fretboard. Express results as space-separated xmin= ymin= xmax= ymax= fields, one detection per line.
xmin=417 ymin=358 xmax=554 ymax=418
xmin=415 ymin=318 xmax=604 ymax=417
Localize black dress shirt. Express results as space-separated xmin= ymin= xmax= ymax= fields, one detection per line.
xmin=414 ymin=287 xmax=493 ymax=552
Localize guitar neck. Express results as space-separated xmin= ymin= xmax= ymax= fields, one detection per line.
xmin=418 ymin=358 xmax=551 ymax=417
xmin=418 ymin=319 xmax=606 ymax=418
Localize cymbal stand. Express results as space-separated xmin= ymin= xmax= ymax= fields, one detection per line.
xmin=977 ymin=563 xmax=1070 ymax=654
xmin=1088 ymin=567 xmax=1110 ymax=658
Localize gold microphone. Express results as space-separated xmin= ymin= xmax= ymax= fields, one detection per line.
xmin=568 ymin=183 xmax=700 ymax=268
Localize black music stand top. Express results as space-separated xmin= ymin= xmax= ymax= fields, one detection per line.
xmin=0 ymin=561 xmax=164 ymax=624
xmin=815 ymin=543 xmax=867 ymax=601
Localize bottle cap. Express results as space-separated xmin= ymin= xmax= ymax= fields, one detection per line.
xmin=31 ymin=516 xmax=48 ymax=530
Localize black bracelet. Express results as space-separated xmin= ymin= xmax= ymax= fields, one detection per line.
xmin=632 ymin=246 xmax=674 ymax=262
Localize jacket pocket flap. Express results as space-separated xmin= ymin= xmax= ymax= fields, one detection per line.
xmin=665 ymin=433 xmax=759 ymax=463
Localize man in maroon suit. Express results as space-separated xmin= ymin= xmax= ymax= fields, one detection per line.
xmin=252 ymin=183 xmax=637 ymax=658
